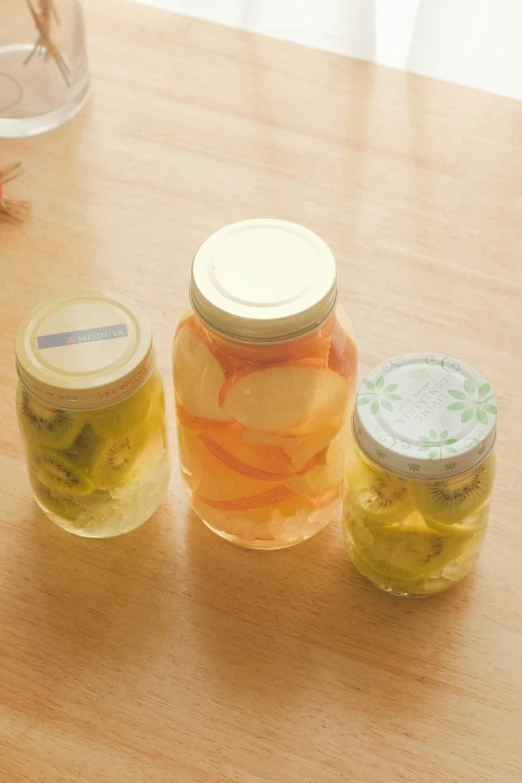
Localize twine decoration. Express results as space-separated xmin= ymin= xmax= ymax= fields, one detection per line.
xmin=0 ymin=163 xmax=30 ymax=224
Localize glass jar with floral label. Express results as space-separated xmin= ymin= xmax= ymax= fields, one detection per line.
xmin=15 ymin=290 xmax=170 ymax=537
xmin=173 ymin=219 xmax=358 ymax=549
xmin=343 ymin=354 xmax=497 ymax=596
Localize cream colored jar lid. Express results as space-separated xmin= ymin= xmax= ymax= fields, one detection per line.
xmin=15 ymin=290 xmax=155 ymax=411
xmin=190 ymin=219 xmax=337 ymax=342
xmin=353 ymin=353 xmax=497 ymax=479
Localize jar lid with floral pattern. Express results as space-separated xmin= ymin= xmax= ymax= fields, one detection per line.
xmin=352 ymin=353 xmax=497 ymax=479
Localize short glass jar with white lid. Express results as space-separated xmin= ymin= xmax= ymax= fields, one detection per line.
xmin=15 ymin=290 xmax=170 ymax=537
xmin=343 ymin=354 xmax=497 ymax=596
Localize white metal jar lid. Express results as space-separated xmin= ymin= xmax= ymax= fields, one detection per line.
xmin=15 ymin=290 xmax=155 ymax=411
xmin=190 ymin=219 xmax=337 ymax=343
xmin=353 ymin=353 xmax=497 ymax=479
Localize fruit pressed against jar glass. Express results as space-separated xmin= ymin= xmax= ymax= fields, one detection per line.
xmin=174 ymin=309 xmax=357 ymax=548
xmin=343 ymin=443 xmax=495 ymax=596
xmin=18 ymin=370 xmax=169 ymax=537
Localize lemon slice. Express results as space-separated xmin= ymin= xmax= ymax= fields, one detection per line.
xmin=425 ymin=502 xmax=490 ymax=537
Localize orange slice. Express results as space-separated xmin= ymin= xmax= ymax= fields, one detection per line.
xmin=176 ymin=403 xmax=232 ymax=431
xmin=199 ymin=484 xmax=295 ymax=511
xmin=242 ymin=417 xmax=344 ymax=469
xmin=199 ymin=423 xmax=300 ymax=480
xmin=178 ymin=425 xmax=270 ymax=501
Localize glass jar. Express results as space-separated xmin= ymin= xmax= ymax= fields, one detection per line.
xmin=0 ymin=0 xmax=89 ymax=138
xmin=173 ymin=219 xmax=358 ymax=549
xmin=15 ymin=290 xmax=170 ymax=537
xmin=343 ymin=353 xmax=497 ymax=596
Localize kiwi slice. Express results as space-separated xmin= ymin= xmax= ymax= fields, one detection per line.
xmin=30 ymin=470 xmax=109 ymax=523
xmin=31 ymin=478 xmax=86 ymax=521
xmin=65 ymin=425 xmax=102 ymax=469
xmin=348 ymin=546 xmax=423 ymax=594
xmin=348 ymin=463 xmax=414 ymax=526
xmin=90 ymin=426 xmax=148 ymax=489
xmin=412 ymin=457 xmax=494 ymax=525
xmin=351 ymin=518 xmax=467 ymax=583
xmin=17 ymin=386 xmax=84 ymax=450
xmin=30 ymin=447 xmax=94 ymax=496
xmin=90 ymin=374 xmax=158 ymax=438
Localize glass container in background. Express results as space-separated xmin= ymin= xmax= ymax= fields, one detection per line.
xmin=173 ymin=219 xmax=358 ymax=550
xmin=15 ymin=291 xmax=170 ymax=537
xmin=0 ymin=0 xmax=89 ymax=137
xmin=343 ymin=354 xmax=497 ymax=596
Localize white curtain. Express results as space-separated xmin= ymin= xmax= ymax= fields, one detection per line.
xmin=131 ymin=0 xmax=522 ymax=100
xmin=407 ymin=0 xmax=522 ymax=100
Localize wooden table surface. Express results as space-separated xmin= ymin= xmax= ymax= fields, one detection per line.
xmin=1 ymin=1 xmax=522 ymax=780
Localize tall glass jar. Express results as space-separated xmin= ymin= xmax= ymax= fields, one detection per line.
xmin=15 ymin=290 xmax=170 ymax=537
xmin=173 ymin=219 xmax=358 ymax=549
xmin=343 ymin=353 xmax=497 ymax=596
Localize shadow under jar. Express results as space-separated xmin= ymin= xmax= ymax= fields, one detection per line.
xmin=343 ymin=353 xmax=497 ymax=597
xmin=15 ymin=290 xmax=170 ymax=537
xmin=173 ymin=219 xmax=358 ymax=550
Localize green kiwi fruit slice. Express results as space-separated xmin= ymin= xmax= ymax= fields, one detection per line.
xmin=65 ymin=425 xmax=102 ymax=469
xmin=90 ymin=426 xmax=148 ymax=489
xmin=30 ymin=447 xmax=94 ymax=496
xmin=348 ymin=464 xmax=414 ymax=526
xmin=30 ymin=470 xmax=109 ymax=523
xmin=350 ymin=549 xmax=454 ymax=596
xmin=31 ymin=479 xmax=86 ymax=521
xmin=412 ymin=456 xmax=494 ymax=525
xmin=90 ymin=373 xmax=159 ymax=438
xmin=348 ymin=546 xmax=423 ymax=593
xmin=351 ymin=519 xmax=467 ymax=583
xmin=17 ymin=386 xmax=84 ymax=450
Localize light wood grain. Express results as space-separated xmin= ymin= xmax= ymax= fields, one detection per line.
xmin=1 ymin=1 xmax=522 ymax=781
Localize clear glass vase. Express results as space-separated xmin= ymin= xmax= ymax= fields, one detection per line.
xmin=0 ymin=0 xmax=89 ymax=137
